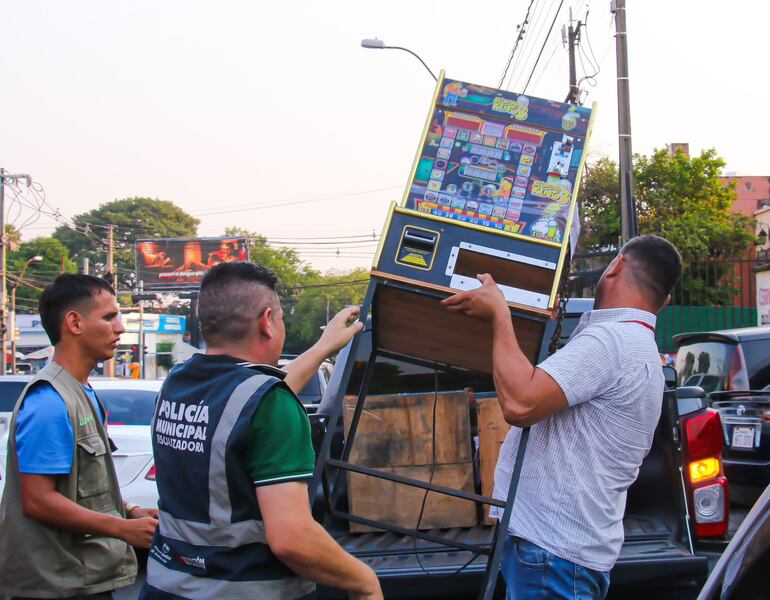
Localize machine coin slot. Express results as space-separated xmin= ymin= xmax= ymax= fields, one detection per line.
xmin=395 ymin=226 xmax=439 ymax=271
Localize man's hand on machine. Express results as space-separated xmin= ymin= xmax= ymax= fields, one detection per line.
xmin=442 ymin=273 xmax=509 ymax=321
xmin=316 ymin=305 xmax=364 ymax=356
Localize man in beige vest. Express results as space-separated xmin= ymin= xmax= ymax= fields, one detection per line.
xmin=0 ymin=274 xmax=158 ymax=599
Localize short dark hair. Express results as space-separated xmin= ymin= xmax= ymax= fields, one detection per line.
xmin=198 ymin=262 xmax=280 ymax=346
xmin=620 ymin=235 xmax=683 ymax=307
xmin=39 ymin=274 xmax=116 ymax=345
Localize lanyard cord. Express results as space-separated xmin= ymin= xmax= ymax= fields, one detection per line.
xmin=622 ymin=319 xmax=655 ymax=332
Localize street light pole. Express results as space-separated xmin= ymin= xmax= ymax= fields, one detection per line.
xmin=0 ymin=169 xmax=32 ymax=375
xmin=10 ymin=255 xmax=43 ymax=374
xmin=360 ymin=38 xmax=438 ymax=81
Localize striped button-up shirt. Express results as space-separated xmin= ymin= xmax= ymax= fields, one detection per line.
xmin=491 ymin=307 xmax=664 ymax=572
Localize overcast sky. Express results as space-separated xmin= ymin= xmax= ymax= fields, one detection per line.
xmin=1 ymin=1 xmax=767 ymax=272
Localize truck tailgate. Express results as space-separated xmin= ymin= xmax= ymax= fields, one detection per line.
xmin=319 ymin=524 xmax=707 ymax=599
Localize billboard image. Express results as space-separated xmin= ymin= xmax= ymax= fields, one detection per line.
xmin=135 ymin=237 xmax=248 ymax=289
xmin=404 ymin=78 xmax=593 ymax=245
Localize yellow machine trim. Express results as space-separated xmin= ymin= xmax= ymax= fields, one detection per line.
xmin=546 ymin=100 xmax=599 ymax=308
xmin=372 ymin=201 xmax=397 ymax=269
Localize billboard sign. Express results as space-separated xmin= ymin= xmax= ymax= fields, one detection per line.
xmin=135 ymin=237 xmax=248 ymax=289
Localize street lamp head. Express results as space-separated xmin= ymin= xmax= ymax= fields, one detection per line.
xmin=361 ymin=38 xmax=385 ymax=49
xmin=30 ymin=255 xmax=43 ymax=263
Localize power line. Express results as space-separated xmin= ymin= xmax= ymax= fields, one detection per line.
xmin=522 ymin=0 xmax=566 ymax=94
xmin=282 ymin=279 xmax=370 ymax=292
xmin=508 ymin=0 xmax=555 ymax=91
xmin=498 ymin=0 xmax=538 ymax=88
xmin=191 ymin=185 xmax=402 ymax=217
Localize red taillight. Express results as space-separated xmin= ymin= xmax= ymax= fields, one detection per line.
xmin=726 ymin=345 xmax=749 ymax=391
xmin=145 ymin=464 xmax=156 ymax=481
xmin=683 ymin=409 xmax=729 ymax=538
xmin=685 ymin=409 xmax=724 ymax=459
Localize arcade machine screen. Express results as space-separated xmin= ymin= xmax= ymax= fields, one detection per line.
xmin=405 ymin=79 xmax=592 ymax=246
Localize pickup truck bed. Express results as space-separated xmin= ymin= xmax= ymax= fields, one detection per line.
xmin=318 ymin=517 xmax=706 ymax=599
xmin=315 ymin=389 xmax=709 ymax=598
xmin=314 ymin=304 xmax=711 ymax=598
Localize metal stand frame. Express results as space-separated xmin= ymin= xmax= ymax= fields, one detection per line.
xmin=311 ymin=277 xmax=534 ymax=600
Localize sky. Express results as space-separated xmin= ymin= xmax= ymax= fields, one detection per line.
xmin=1 ymin=1 xmax=768 ymax=273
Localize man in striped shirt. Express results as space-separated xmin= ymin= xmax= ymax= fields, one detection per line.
xmin=443 ymin=235 xmax=682 ymax=599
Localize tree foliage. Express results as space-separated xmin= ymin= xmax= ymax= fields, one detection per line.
xmin=8 ymin=237 xmax=77 ymax=312
xmin=283 ymin=269 xmax=370 ymax=354
xmin=53 ymin=198 xmax=199 ymax=289
xmin=223 ymin=227 xmax=319 ymax=292
xmin=223 ymin=227 xmax=367 ymax=353
xmin=578 ymin=148 xmax=756 ymax=305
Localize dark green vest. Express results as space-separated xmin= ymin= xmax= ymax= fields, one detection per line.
xmin=0 ymin=362 xmax=137 ymax=597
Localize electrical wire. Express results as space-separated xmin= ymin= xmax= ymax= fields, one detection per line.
xmin=412 ymin=366 xmax=482 ymax=577
xmin=527 ymin=37 xmax=561 ymax=93
xmin=191 ymin=185 xmax=402 ymax=217
xmin=508 ymin=0 xmax=556 ymax=91
xmin=498 ymin=0 xmax=538 ymax=88
xmin=522 ymin=0 xmax=566 ymax=94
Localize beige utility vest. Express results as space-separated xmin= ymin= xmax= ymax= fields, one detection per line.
xmin=0 ymin=362 xmax=137 ymax=598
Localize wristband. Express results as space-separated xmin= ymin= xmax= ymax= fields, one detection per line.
xmin=124 ymin=502 xmax=139 ymax=515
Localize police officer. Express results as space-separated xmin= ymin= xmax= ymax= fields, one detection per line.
xmin=141 ymin=262 xmax=382 ymax=600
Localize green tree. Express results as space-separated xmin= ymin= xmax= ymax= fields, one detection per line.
xmin=53 ymin=198 xmax=199 ymax=289
xmin=8 ymin=237 xmax=78 ymax=312
xmin=284 ymin=269 xmax=370 ymax=354
xmin=224 ymin=227 xmax=319 ymax=292
xmin=578 ymin=148 xmax=756 ymax=304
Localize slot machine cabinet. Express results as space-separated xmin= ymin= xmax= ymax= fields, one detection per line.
xmin=369 ymin=71 xmax=595 ymax=372
xmin=312 ymin=73 xmax=595 ymax=600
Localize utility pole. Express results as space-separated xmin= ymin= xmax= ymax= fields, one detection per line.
xmin=612 ymin=0 xmax=638 ymax=243
xmin=83 ymin=257 xmax=90 ymax=275
xmin=106 ymin=224 xmax=116 ymax=377
xmin=138 ymin=281 xmax=145 ymax=379
xmin=564 ymin=10 xmax=583 ymax=104
xmin=0 ymin=169 xmax=31 ymax=375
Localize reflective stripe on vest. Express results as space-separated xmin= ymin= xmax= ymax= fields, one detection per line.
xmin=147 ymin=558 xmax=315 ymax=600
xmin=159 ymin=510 xmax=266 ymax=547
xmin=209 ymin=374 xmax=272 ymax=523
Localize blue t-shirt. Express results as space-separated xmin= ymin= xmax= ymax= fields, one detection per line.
xmin=15 ymin=382 xmax=105 ymax=475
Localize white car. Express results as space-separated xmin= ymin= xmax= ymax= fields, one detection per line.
xmin=0 ymin=364 xmax=330 ymax=507
xmin=0 ymin=377 xmax=161 ymax=510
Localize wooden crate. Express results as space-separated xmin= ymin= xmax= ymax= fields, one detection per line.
xmin=476 ymin=397 xmax=511 ymax=525
xmin=343 ymin=391 xmax=476 ymax=532
xmin=343 ymin=391 xmax=473 ymax=467
xmin=346 ymin=464 xmax=477 ymax=533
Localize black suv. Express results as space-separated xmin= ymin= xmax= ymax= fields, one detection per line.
xmin=674 ymin=327 xmax=770 ymax=506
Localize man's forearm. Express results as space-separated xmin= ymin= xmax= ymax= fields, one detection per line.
xmin=283 ymin=343 xmax=327 ymax=394
xmin=23 ymin=487 xmax=125 ymax=538
xmin=491 ymin=309 xmax=537 ymax=423
xmin=275 ymin=519 xmax=378 ymax=593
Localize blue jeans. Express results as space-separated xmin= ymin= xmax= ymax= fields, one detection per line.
xmin=501 ymin=537 xmax=610 ymax=600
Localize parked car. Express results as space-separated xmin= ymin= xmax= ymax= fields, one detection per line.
xmin=1 ymin=361 xmax=330 ymax=506
xmin=0 ymin=375 xmax=32 ymax=439
xmin=278 ymin=357 xmax=331 ymax=412
xmin=698 ymin=480 xmax=770 ymax=599
xmin=674 ymin=327 xmax=770 ymax=393
xmin=707 ymin=390 xmax=770 ymax=506
xmin=674 ymin=327 xmax=770 ymax=507
xmin=0 ymin=377 xmax=161 ymax=509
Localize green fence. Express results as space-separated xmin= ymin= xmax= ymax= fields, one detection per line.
xmin=656 ymin=306 xmax=758 ymax=354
